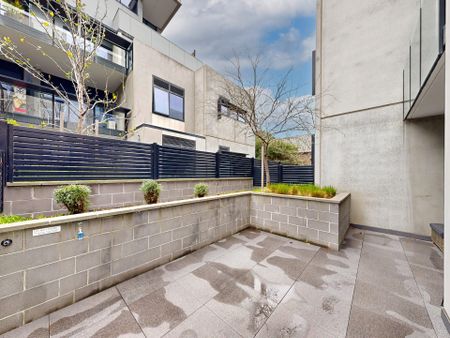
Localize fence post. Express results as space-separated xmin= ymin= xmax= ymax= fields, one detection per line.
xmin=278 ymin=163 xmax=283 ymax=183
xmin=215 ymin=152 xmax=221 ymax=178
xmin=311 ymin=134 xmax=315 ymax=183
xmin=152 ymin=143 xmax=160 ymax=179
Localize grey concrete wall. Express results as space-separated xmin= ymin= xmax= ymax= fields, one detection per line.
xmin=0 ymin=193 xmax=251 ymax=334
xmin=250 ymin=193 xmax=350 ymax=250
xmin=2 ymin=178 xmax=253 ymax=218
xmin=315 ymin=0 xmax=444 ymax=236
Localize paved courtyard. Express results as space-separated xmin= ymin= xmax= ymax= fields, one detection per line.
xmin=1 ymin=227 xmax=446 ymax=338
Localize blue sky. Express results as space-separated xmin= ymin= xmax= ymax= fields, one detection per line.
xmin=164 ymin=0 xmax=316 ymax=97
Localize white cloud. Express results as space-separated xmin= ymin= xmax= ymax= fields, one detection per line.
xmin=164 ymin=0 xmax=316 ymax=72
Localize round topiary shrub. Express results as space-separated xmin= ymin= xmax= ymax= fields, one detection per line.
xmin=140 ymin=180 xmax=161 ymax=204
xmin=194 ymin=183 xmax=208 ymax=198
xmin=54 ymin=185 xmax=91 ymax=214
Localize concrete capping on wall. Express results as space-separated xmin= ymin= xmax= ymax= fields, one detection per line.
xmin=2 ymin=178 xmax=253 ymax=218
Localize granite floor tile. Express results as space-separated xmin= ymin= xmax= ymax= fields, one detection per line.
xmin=400 ymin=237 xmax=444 ymax=271
xmin=255 ymin=297 xmax=337 ymax=338
xmin=205 ymin=273 xmax=280 ymax=337
xmin=288 ymin=279 xmax=353 ymax=337
xmin=126 ymin=280 xmax=202 ymax=337
xmin=409 ymin=263 xmax=444 ymax=307
xmin=347 ymin=304 xmax=436 ymax=338
xmin=163 ymin=306 xmax=241 ymax=338
xmin=1 ymin=315 xmax=49 ymax=338
xmin=351 ymin=279 xmax=434 ymax=334
xmin=49 ymin=288 xmax=144 ymax=338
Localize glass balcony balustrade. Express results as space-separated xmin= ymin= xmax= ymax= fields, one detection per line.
xmin=0 ymin=0 xmax=130 ymax=69
xmin=403 ymin=0 xmax=445 ymax=118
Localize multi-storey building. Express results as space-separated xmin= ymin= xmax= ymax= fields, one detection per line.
xmin=315 ymin=0 xmax=450 ymax=327
xmin=0 ymin=0 xmax=255 ymax=155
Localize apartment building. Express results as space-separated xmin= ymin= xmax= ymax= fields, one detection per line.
xmin=315 ymin=0 xmax=450 ymax=327
xmin=0 ymin=0 xmax=255 ymax=155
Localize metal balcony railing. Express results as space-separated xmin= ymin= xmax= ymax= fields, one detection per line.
xmin=0 ymin=0 xmax=130 ymax=70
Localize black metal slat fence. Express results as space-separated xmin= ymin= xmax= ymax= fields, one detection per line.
xmin=0 ymin=123 xmax=314 ymax=188
xmin=0 ymin=151 xmax=4 ymax=213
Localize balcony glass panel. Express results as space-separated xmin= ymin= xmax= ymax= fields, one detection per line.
xmin=410 ymin=21 xmax=421 ymax=102
xmin=421 ymin=0 xmax=440 ymax=85
xmin=0 ymin=0 xmax=129 ymax=69
xmin=403 ymin=54 xmax=410 ymax=118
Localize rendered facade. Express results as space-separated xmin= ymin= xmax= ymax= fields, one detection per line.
xmin=315 ymin=0 xmax=449 ymax=326
xmin=0 ymin=0 xmax=255 ymax=156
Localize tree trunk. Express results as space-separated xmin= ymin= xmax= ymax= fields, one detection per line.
xmin=263 ymin=144 xmax=270 ymax=186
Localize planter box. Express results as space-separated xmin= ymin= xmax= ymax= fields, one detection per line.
xmin=250 ymin=192 xmax=351 ymax=250
xmin=2 ymin=178 xmax=253 ymax=218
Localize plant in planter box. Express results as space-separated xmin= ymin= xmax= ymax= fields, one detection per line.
xmin=194 ymin=183 xmax=208 ymax=198
xmin=54 ymin=185 xmax=91 ymax=214
xmin=140 ymin=180 xmax=161 ymax=204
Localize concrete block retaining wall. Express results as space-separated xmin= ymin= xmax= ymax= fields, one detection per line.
xmin=0 ymin=191 xmax=350 ymax=334
xmin=250 ymin=192 xmax=351 ymax=250
xmin=0 ymin=193 xmax=251 ymax=334
xmin=2 ymin=178 xmax=253 ymax=218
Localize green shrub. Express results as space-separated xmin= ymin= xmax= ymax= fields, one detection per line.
xmin=0 ymin=214 xmax=31 ymax=224
xmin=54 ymin=185 xmax=91 ymax=214
xmin=322 ymin=186 xmax=337 ymax=198
xmin=140 ymin=180 xmax=161 ymax=204
xmin=194 ymin=183 xmax=208 ymax=198
xmin=267 ymin=183 xmax=336 ymax=199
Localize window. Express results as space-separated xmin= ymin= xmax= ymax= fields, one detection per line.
xmin=162 ymin=135 xmax=196 ymax=150
xmin=153 ymin=77 xmax=185 ymax=121
xmin=218 ymin=97 xmax=246 ymax=123
xmin=117 ymin=0 xmax=138 ymax=14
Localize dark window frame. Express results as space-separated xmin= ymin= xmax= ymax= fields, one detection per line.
xmin=152 ymin=76 xmax=185 ymax=122
xmin=218 ymin=96 xmax=246 ymax=123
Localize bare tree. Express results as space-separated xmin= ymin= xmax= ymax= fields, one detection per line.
xmin=223 ymin=54 xmax=317 ymax=186
xmin=0 ymin=0 xmax=124 ymax=134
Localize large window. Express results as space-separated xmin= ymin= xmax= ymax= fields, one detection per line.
xmin=153 ymin=77 xmax=185 ymax=121
xmin=116 ymin=0 xmax=138 ymax=14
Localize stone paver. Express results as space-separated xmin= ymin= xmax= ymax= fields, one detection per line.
xmin=1 ymin=227 xmax=446 ymax=338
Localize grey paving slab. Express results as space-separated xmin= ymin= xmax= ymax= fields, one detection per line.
xmin=1 ymin=316 xmax=49 ymax=338
xmin=164 ymin=306 xmax=241 ymax=338
xmin=49 ymin=288 xmax=144 ymax=338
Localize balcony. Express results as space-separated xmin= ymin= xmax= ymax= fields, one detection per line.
xmin=0 ymin=0 xmax=132 ymax=90
xmin=141 ymin=0 xmax=181 ymax=32
xmin=0 ymin=75 xmax=128 ymax=137
xmin=403 ymin=0 xmax=445 ymax=120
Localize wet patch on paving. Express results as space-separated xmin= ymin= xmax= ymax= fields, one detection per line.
xmin=2 ymin=227 xmax=445 ymax=338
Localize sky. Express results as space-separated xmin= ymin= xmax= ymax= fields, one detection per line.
xmin=164 ymin=0 xmax=316 ymax=97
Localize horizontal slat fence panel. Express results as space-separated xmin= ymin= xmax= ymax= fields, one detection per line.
xmin=10 ymin=126 xmax=153 ymax=181
xmin=282 ymin=165 xmax=314 ymax=184
xmin=253 ymin=160 xmax=281 ymax=186
xmin=158 ymin=145 xmax=216 ymax=179
xmin=1 ymin=123 xmax=314 ymax=186
xmin=218 ymin=152 xmax=253 ymax=178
